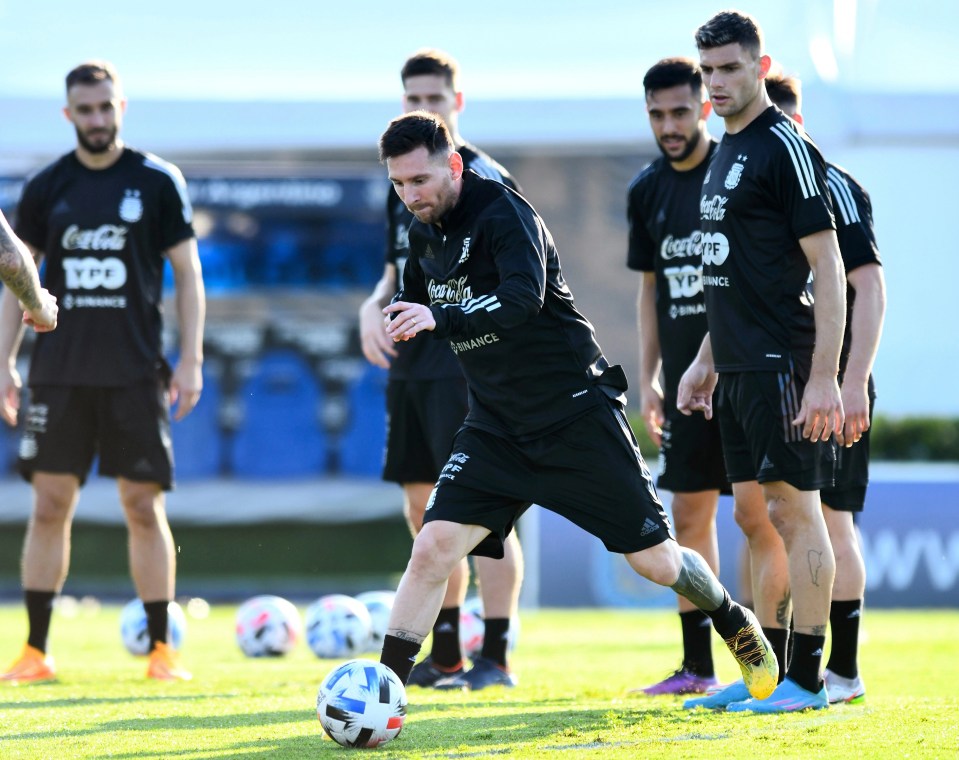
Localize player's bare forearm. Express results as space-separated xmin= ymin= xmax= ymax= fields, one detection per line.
xmin=0 ymin=215 xmax=43 ymax=311
xmin=843 ymin=263 xmax=886 ymax=388
xmin=797 ymin=230 xmax=845 ymax=440
xmin=677 ymin=333 xmax=717 ymax=419
xmin=838 ymin=263 xmax=886 ymax=445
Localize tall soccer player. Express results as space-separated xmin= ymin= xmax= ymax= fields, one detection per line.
xmin=679 ymin=11 xmax=846 ymax=712
xmin=0 ymin=61 xmax=204 ymax=683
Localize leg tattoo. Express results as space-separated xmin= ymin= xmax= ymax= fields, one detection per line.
xmin=671 ymin=548 xmax=725 ymax=611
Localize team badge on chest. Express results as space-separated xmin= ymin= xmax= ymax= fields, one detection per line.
xmin=724 ymin=155 xmax=747 ymax=190
xmin=119 ymin=189 xmax=143 ymax=222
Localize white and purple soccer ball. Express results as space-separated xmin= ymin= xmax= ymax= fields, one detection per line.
xmin=316 ymin=659 xmax=407 ymax=748
xmin=354 ymin=590 xmax=395 ymax=651
xmin=459 ymin=596 xmax=521 ymax=659
xmin=235 ymin=595 xmax=303 ymax=657
xmin=119 ymin=599 xmax=187 ymax=656
xmin=305 ymin=594 xmax=373 ymax=659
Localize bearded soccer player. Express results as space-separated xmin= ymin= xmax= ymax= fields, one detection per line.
xmin=0 ymin=61 xmax=204 ymax=683
xmin=371 ymin=111 xmax=778 ymax=709
xmin=359 ymin=49 xmax=524 ymax=690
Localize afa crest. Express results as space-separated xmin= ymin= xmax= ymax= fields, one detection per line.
xmin=724 ymin=163 xmax=745 ymax=190
xmin=119 ymin=190 xmax=143 ymax=222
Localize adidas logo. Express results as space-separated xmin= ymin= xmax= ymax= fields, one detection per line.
xmin=424 ymin=244 xmax=435 ymax=259
xmin=760 ymin=455 xmax=774 ymax=470
xmin=134 ymin=458 xmax=152 ymax=473
xmin=811 ymin=648 xmax=823 ymax=656
xmin=847 ymin=609 xmax=861 ymax=619
xmin=640 ymin=518 xmax=660 ymax=537
xmin=435 ymin=622 xmax=454 ymax=633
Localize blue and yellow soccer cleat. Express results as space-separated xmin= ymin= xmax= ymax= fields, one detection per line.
xmin=683 ymin=679 xmax=750 ymax=710
xmin=721 ymin=608 xmax=778 ymax=700
xmin=727 ymin=677 xmax=828 ymax=713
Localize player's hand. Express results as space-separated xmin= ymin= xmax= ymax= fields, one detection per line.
xmin=383 ymin=301 xmax=434 ymax=343
xmin=359 ymin=299 xmax=398 ymax=368
xmin=21 ymin=290 xmax=58 ymax=333
xmin=677 ymin=360 xmax=718 ymax=420
xmin=793 ymin=372 xmax=843 ymax=442
xmin=640 ymin=385 xmax=665 ymax=447
xmin=171 ymin=360 xmax=203 ymax=421
xmin=836 ymin=378 xmax=869 ymax=447
xmin=0 ymin=364 xmax=22 ymax=427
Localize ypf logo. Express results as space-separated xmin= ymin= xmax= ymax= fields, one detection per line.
xmin=701 ymin=232 xmax=730 ymax=267
xmin=63 ymin=257 xmax=128 ymax=290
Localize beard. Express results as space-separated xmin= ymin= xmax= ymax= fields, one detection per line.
xmin=656 ymin=129 xmax=702 ymax=163
xmin=408 ymin=183 xmax=457 ymax=225
xmin=75 ymin=124 xmax=118 ymax=154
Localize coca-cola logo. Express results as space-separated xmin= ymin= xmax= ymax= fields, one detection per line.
xmin=61 ymin=224 xmax=128 ymax=251
xmin=660 ymin=232 xmax=703 ymax=261
xmin=427 ymin=276 xmax=473 ymax=304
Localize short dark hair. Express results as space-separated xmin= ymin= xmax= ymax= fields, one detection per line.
xmin=65 ymin=60 xmax=120 ymax=94
xmin=694 ymin=10 xmax=763 ymax=58
xmin=643 ymin=57 xmax=704 ymax=98
xmin=401 ymin=49 xmax=459 ymax=90
xmin=764 ymin=71 xmax=802 ymax=111
xmin=379 ymin=111 xmax=454 ymax=162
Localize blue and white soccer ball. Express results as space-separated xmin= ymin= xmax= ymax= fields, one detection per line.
xmin=459 ymin=596 xmax=521 ymax=659
xmin=305 ymin=594 xmax=373 ymax=659
xmin=354 ymin=590 xmax=396 ymax=651
xmin=316 ymin=659 xmax=407 ymax=748
xmin=119 ymin=599 xmax=186 ymax=656
xmin=235 ymin=595 xmax=303 ymax=657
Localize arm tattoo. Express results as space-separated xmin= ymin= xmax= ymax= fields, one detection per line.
xmin=0 ymin=234 xmax=42 ymax=310
xmin=807 ymin=549 xmax=824 ymax=587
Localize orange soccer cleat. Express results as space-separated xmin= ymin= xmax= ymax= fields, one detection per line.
xmin=146 ymin=641 xmax=192 ymax=681
xmin=1 ymin=644 xmax=57 ymax=684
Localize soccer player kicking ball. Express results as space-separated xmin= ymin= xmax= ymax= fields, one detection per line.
xmin=370 ymin=110 xmax=779 ymax=706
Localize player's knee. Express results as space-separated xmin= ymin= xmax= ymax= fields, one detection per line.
xmin=409 ymin=524 xmax=463 ymax=582
xmin=733 ymin=499 xmax=771 ymax=537
xmin=627 ymin=540 xmax=682 ymax=586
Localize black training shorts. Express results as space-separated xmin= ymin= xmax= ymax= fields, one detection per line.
xmin=820 ymin=393 xmax=875 ymax=511
xmin=17 ymin=378 xmax=174 ymax=490
xmin=715 ymin=362 xmax=836 ymax=492
xmin=657 ymin=400 xmax=731 ymax=494
xmin=422 ymin=398 xmax=673 ymax=559
xmin=382 ymin=377 xmax=469 ymax=485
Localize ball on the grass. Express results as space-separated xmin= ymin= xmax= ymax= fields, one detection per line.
xmin=305 ymin=594 xmax=373 ymax=659
xmin=234 ymin=595 xmax=302 ymax=657
xmin=119 ymin=599 xmax=187 ymax=656
xmin=316 ymin=659 xmax=407 ymax=748
xmin=354 ymin=590 xmax=395 ymax=651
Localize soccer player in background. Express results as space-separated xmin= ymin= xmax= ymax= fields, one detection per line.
xmin=0 ymin=61 xmax=205 ymax=683
xmin=764 ymin=70 xmax=884 ymax=704
xmin=373 ymin=110 xmax=779 ymax=704
xmin=0 ymin=211 xmax=58 ymax=336
xmin=358 ymin=49 xmax=524 ymax=690
xmin=679 ymin=10 xmax=846 ymax=712
xmin=627 ymin=57 xmax=779 ymax=696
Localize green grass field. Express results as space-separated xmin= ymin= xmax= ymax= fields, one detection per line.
xmin=1 ymin=603 xmax=956 ymax=759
